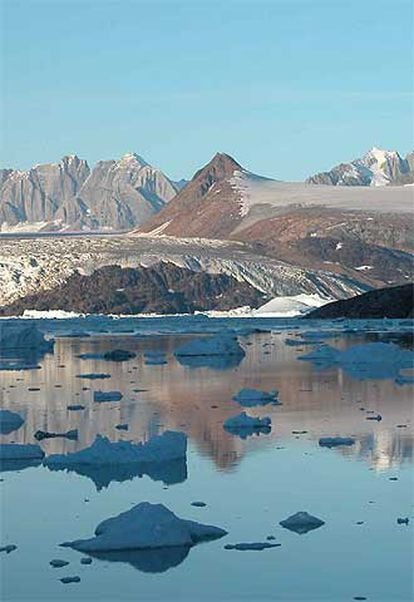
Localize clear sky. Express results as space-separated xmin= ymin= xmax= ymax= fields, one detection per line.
xmin=1 ymin=0 xmax=413 ymax=180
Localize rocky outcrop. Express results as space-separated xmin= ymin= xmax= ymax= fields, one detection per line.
xmin=0 ymin=262 xmax=268 ymax=315
xmin=0 ymin=153 xmax=180 ymax=232
xmin=306 ymin=283 xmax=414 ymax=319
xmin=306 ymin=147 xmax=414 ymax=187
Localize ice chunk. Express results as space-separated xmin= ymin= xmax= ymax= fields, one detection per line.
xmin=223 ymin=412 xmax=271 ymax=438
xmin=44 ymin=431 xmax=188 ymax=490
xmin=0 ymin=321 xmax=53 ymax=352
xmin=102 ymin=349 xmax=136 ymax=362
xmin=319 ymin=437 xmax=355 ymax=448
xmin=224 ymin=542 xmax=281 ymax=551
xmin=0 ymin=544 xmax=17 ymax=554
xmin=0 ymin=410 xmax=24 ymax=434
xmin=299 ymin=342 xmax=414 ymax=380
xmin=279 ymin=511 xmax=325 ymax=535
xmin=175 ymin=334 xmax=245 ymax=369
xmin=76 ymin=373 xmax=111 ymax=380
xmin=60 ymin=576 xmax=80 ymax=584
xmin=50 ymin=559 xmax=69 ymax=568
xmin=61 ymin=502 xmax=227 ymax=554
xmin=233 ymin=388 xmax=279 ymax=407
xmin=34 ymin=429 xmax=78 ymax=441
xmin=93 ymin=391 xmax=123 ymax=403
xmin=0 ymin=443 xmax=45 ymax=461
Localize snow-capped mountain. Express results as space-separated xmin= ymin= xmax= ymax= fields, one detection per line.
xmin=0 ymin=153 xmax=181 ymax=232
xmin=306 ymin=147 xmax=414 ymax=186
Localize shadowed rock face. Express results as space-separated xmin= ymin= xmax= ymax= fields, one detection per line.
xmin=0 ymin=263 xmax=267 ymax=316
xmin=306 ymin=283 xmax=414 ymax=319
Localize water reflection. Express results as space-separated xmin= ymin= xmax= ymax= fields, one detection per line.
xmin=0 ymin=330 xmax=412 ymax=474
xmin=82 ymin=546 xmax=190 ymax=573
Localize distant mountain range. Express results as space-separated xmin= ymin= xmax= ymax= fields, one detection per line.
xmin=306 ymin=147 xmax=414 ymax=187
xmin=0 ymin=153 xmax=184 ymax=232
xmin=1 ymin=147 xmax=412 ymax=234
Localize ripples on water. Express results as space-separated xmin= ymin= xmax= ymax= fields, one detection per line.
xmin=0 ymin=317 xmax=413 ymax=601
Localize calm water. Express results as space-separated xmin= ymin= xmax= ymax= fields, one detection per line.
xmin=1 ymin=318 xmax=413 ymax=601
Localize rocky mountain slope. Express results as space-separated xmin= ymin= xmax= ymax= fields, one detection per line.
xmin=306 ymin=283 xmax=414 ymax=319
xmin=0 ymin=153 xmax=181 ymax=232
xmin=0 ymin=263 xmax=269 ymax=316
xmin=135 ymin=152 xmax=413 ymax=288
xmin=0 ymin=234 xmax=366 ymax=310
xmin=306 ymin=147 xmax=414 ymax=187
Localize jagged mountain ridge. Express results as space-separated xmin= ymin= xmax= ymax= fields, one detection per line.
xmin=306 ymin=147 xmax=414 ymax=187
xmin=0 ymin=153 xmax=183 ymax=232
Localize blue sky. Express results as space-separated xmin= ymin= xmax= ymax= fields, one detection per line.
xmin=1 ymin=0 xmax=413 ymax=180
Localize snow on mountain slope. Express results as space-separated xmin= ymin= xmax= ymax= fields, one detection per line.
xmin=0 ymin=234 xmax=366 ymax=307
xmin=307 ymin=147 xmax=414 ymax=187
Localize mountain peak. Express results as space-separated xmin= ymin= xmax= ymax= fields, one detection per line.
xmin=119 ymin=152 xmax=149 ymax=168
xmin=192 ymin=152 xmax=244 ymax=184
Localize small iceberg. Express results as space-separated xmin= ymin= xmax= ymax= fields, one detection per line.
xmin=175 ymin=335 xmax=245 ymax=370
xmin=224 ymin=542 xmax=281 ymax=551
xmin=0 ymin=410 xmax=24 ymax=435
xmin=223 ymin=412 xmax=271 ymax=439
xmin=93 ymin=391 xmax=123 ymax=403
xmin=232 ymin=388 xmax=279 ymax=407
xmin=299 ymin=342 xmax=414 ymax=380
xmin=1 ymin=443 xmax=45 ymax=472
xmin=44 ymin=431 xmax=188 ymax=490
xmin=61 ymin=502 xmax=227 ymax=552
xmin=102 ymin=349 xmax=136 ymax=362
xmin=34 ymin=429 xmax=78 ymax=441
xmin=0 ymin=321 xmax=54 ymax=370
xmin=76 ymin=373 xmax=111 ymax=380
xmin=279 ymin=511 xmax=325 ymax=535
xmin=0 ymin=443 xmax=45 ymax=460
xmin=319 ymin=437 xmax=355 ymax=448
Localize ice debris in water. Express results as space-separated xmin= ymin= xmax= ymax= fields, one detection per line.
xmin=102 ymin=349 xmax=136 ymax=362
xmin=60 ymin=576 xmax=80 ymax=584
xmin=223 ymin=412 xmax=271 ymax=438
xmin=93 ymin=390 xmax=123 ymax=403
xmin=0 ymin=321 xmax=53 ymax=352
xmin=319 ymin=437 xmax=355 ymax=448
xmin=224 ymin=542 xmax=281 ymax=551
xmin=233 ymin=388 xmax=279 ymax=407
xmin=299 ymin=342 xmax=414 ymax=380
xmin=76 ymin=373 xmax=111 ymax=380
xmin=279 ymin=511 xmax=325 ymax=535
xmin=0 ymin=443 xmax=45 ymax=461
xmin=34 ymin=429 xmax=78 ymax=441
xmin=60 ymin=502 xmax=227 ymax=552
xmin=45 ymin=431 xmax=187 ymax=467
xmin=50 ymin=559 xmax=69 ymax=568
xmin=0 ymin=544 xmax=17 ymax=554
xmin=0 ymin=410 xmax=24 ymax=435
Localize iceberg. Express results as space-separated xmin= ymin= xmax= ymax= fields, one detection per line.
xmin=0 ymin=321 xmax=54 ymax=370
xmin=0 ymin=410 xmax=24 ymax=435
xmin=233 ymin=388 xmax=279 ymax=407
xmin=44 ymin=431 xmax=188 ymax=490
xmin=0 ymin=443 xmax=45 ymax=460
xmin=175 ymin=335 xmax=245 ymax=369
xmin=223 ymin=412 xmax=271 ymax=438
xmin=319 ymin=437 xmax=355 ymax=448
xmin=93 ymin=391 xmax=123 ymax=403
xmin=60 ymin=502 xmax=227 ymax=558
xmin=279 ymin=511 xmax=325 ymax=535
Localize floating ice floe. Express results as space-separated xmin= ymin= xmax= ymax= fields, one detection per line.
xmin=102 ymin=349 xmax=136 ymax=362
xmin=60 ymin=502 xmax=227 ymax=573
xmin=0 ymin=443 xmax=45 ymax=472
xmin=233 ymin=388 xmax=280 ymax=407
xmin=279 ymin=511 xmax=325 ymax=535
xmin=0 ymin=443 xmax=45 ymax=461
xmin=76 ymin=373 xmax=111 ymax=380
xmin=175 ymin=335 xmax=245 ymax=369
xmin=44 ymin=431 xmax=187 ymax=490
xmin=395 ymin=373 xmax=414 ymax=386
xmin=319 ymin=437 xmax=355 ymax=448
xmin=223 ymin=412 xmax=271 ymax=439
xmin=0 ymin=321 xmax=54 ymax=370
xmin=0 ymin=410 xmax=25 ymax=435
xmin=34 ymin=429 xmax=78 ymax=441
xmin=299 ymin=342 xmax=414 ymax=380
xmin=93 ymin=391 xmax=123 ymax=403
xmin=224 ymin=542 xmax=281 ymax=551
